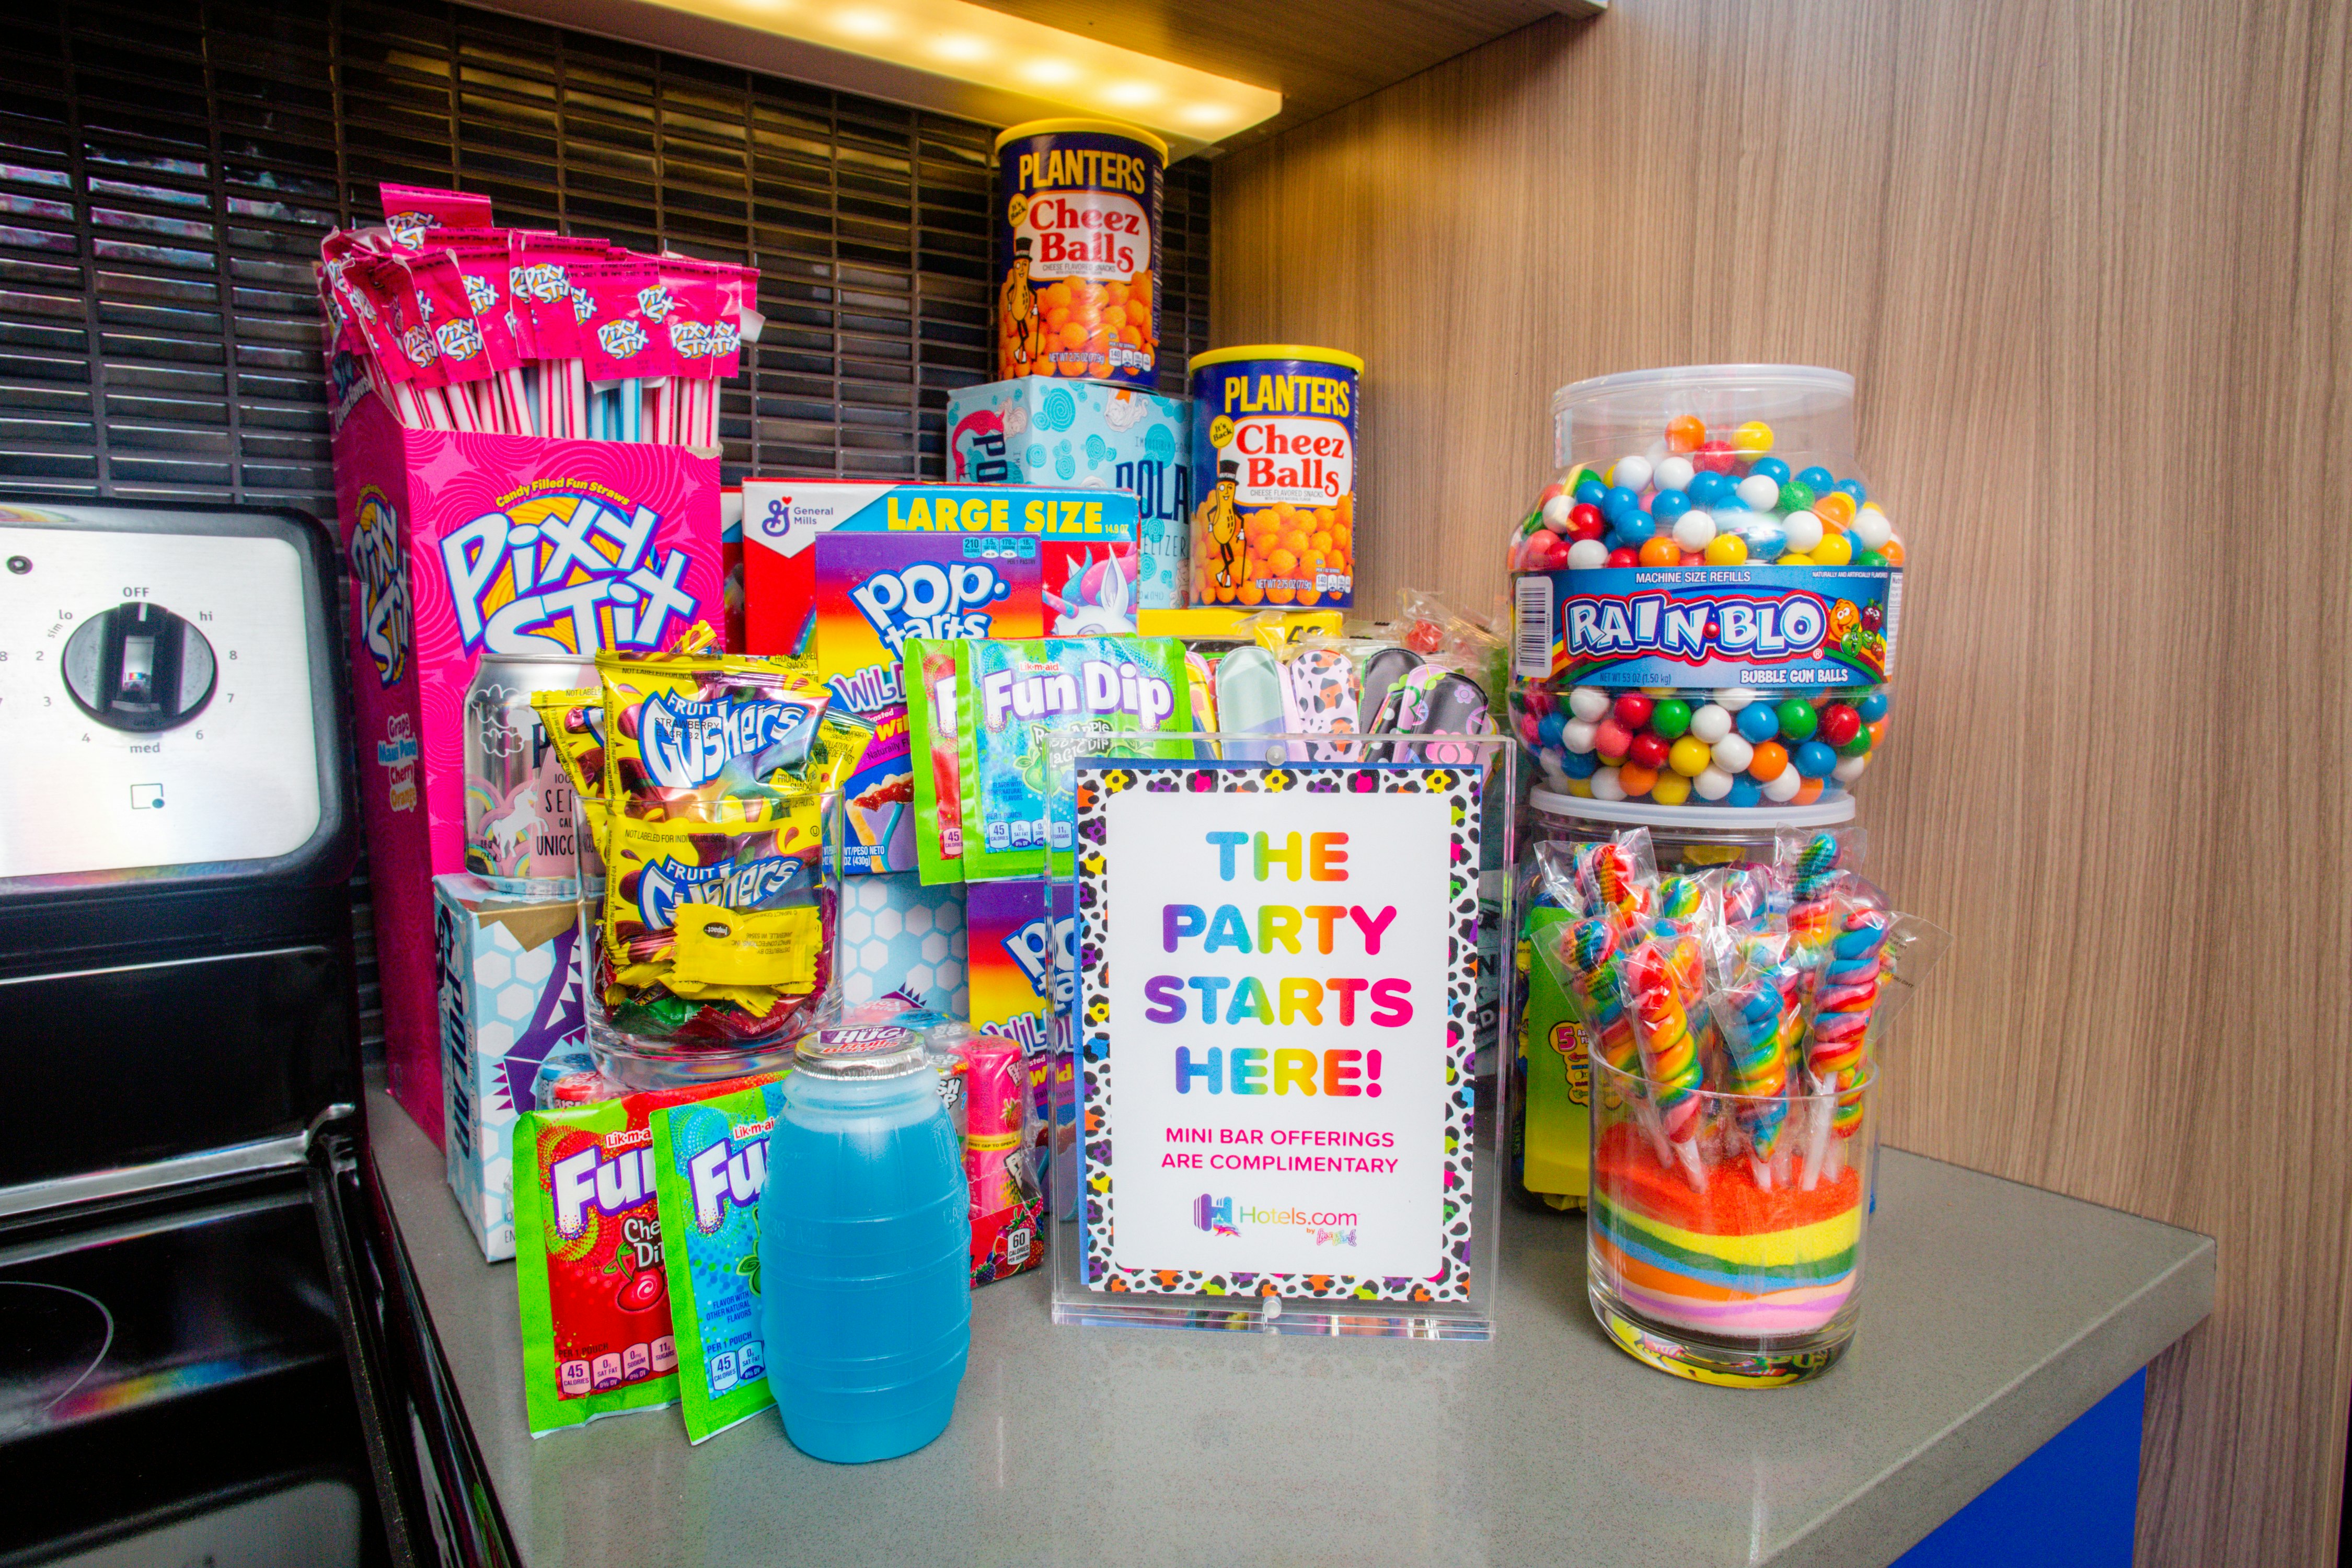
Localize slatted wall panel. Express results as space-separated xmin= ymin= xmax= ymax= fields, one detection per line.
xmin=0 ymin=0 xmax=1215 ymax=1047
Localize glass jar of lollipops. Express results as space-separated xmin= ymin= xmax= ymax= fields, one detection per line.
xmin=1586 ymin=1052 xmax=1876 ymax=1386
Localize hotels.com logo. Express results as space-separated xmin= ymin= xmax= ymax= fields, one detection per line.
xmin=1191 ymin=1194 xmax=1358 ymax=1246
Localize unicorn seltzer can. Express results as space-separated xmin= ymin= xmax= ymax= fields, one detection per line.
xmin=464 ymin=654 xmax=594 ymax=897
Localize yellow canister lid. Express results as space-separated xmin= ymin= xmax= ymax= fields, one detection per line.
xmin=992 ymin=119 xmax=1169 ymax=162
xmin=1188 ymin=344 xmax=1365 ymax=375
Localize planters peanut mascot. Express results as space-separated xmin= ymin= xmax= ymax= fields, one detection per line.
xmin=1003 ymin=236 xmax=1040 ymax=369
xmin=1206 ymin=458 xmax=1245 ymax=591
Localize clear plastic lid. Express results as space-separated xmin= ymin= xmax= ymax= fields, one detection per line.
xmin=1526 ymin=788 xmax=1855 ymax=832
xmin=796 ymin=1023 xmax=928 ymax=1078
xmin=1551 ymin=364 xmax=1855 ymax=474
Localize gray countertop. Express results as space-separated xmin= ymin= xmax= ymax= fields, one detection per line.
xmin=366 ymin=1083 xmax=2212 ymax=1568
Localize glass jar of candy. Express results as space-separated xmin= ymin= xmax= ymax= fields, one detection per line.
xmin=1508 ymin=366 xmax=1900 ymax=811
xmin=1504 ymin=788 xmax=1857 ymax=1215
xmin=1587 ymin=1052 xmax=1876 ymax=1386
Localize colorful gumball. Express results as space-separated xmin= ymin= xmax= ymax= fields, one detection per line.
xmin=1736 ymin=702 xmax=1781 ymax=744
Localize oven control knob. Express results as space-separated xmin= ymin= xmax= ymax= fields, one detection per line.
xmin=60 ymin=602 xmax=218 ymax=732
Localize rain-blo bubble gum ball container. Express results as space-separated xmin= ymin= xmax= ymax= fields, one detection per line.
xmin=1587 ymin=1053 xmax=1877 ymax=1387
xmin=1509 ymin=366 xmax=1903 ymax=812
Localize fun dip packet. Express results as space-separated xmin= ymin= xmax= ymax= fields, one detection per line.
xmin=650 ymin=1076 xmax=788 ymax=1443
xmin=513 ymin=1073 xmax=783 ymax=1436
xmin=951 ymin=636 xmax=1192 ymax=882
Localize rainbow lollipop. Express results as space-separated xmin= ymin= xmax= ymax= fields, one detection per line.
xmin=1714 ymin=865 xmax=1777 ymax=933
xmin=1784 ymin=828 xmax=1857 ymax=965
xmin=1653 ymin=874 xmax=1711 ymax=1012
xmin=1720 ymin=942 xmax=1794 ymax=1174
xmin=1560 ymin=916 xmax=1636 ymax=1077
xmin=1625 ymin=940 xmax=1707 ymax=1189
xmin=1555 ymin=915 xmax=1673 ymax=1167
xmin=1583 ymin=839 xmax=1653 ymax=933
xmin=1795 ymin=905 xmax=1887 ymax=1186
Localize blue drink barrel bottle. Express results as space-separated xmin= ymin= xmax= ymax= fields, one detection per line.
xmin=761 ymin=1024 xmax=970 ymax=1462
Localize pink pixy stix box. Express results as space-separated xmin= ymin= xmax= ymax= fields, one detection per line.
xmin=334 ymin=387 xmax=725 ymax=1144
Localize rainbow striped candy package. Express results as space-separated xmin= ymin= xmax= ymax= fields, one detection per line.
xmin=952 ymin=636 xmax=1193 ymax=883
xmin=944 ymin=378 xmax=1190 ymax=609
xmin=649 ymin=1076 xmax=787 ymax=1444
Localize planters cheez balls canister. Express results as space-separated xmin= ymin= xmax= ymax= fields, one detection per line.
xmin=994 ymin=119 xmax=1165 ymax=389
xmin=1189 ymin=345 xmax=1362 ymax=609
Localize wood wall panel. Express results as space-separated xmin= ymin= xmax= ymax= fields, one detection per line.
xmin=1213 ymin=3 xmax=2352 ymax=1564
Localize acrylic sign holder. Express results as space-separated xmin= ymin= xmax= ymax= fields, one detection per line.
xmin=1046 ymin=732 xmax=1513 ymax=1341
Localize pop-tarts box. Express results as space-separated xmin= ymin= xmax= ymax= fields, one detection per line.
xmin=739 ymin=481 xmax=1139 ymax=872
xmin=945 ymin=378 xmax=1190 ymax=608
xmin=434 ymin=874 xmax=590 ymax=1261
xmin=334 ymin=383 xmax=726 ymax=1143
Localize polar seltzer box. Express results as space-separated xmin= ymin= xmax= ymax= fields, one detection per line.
xmin=945 ymin=378 xmax=1189 ymax=609
xmin=435 ymin=874 xmax=591 ymax=1261
xmin=334 ymin=381 xmax=728 ymax=1144
xmin=737 ymin=480 xmax=1139 ymax=873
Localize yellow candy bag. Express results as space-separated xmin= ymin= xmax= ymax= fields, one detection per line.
xmin=598 ymin=648 xmax=830 ymax=819
xmin=531 ymin=687 xmax=607 ymax=805
xmin=598 ymin=797 xmax=832 ymax=1040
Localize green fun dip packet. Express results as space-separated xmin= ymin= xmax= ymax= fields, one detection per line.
xmin=650 ymin=1076 xmax=789 ymax=1444
xmin=954 ymin=636 xmax=1193 ymax=883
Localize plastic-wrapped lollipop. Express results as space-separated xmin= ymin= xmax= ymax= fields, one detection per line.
xmin=1798 ymin=899 xmax=1889 ymax=1186
xmin=1651 ymin=872 xmax=1717 ymax=1069
xmin=1780 ymin=825 xmax=1865 ymax=963
xmin=1576 ymin=829 xmax=1657 ymax=933
xmin=1707 ymin=931 xmax=1803 ymax=1187
xmin=1527 ymin=909 xmax=1669 ymax=1169
xmin=1622 ymin=939 xmax=1708 ymax=1189
xmin=1710 ymin=863 xmax=1781 ymax=934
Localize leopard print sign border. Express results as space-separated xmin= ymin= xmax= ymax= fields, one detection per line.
xmin=1071 ymin=759 xmax=1482 ymax=1302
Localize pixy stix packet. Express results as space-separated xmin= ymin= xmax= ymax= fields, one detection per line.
xmin=952 ymin=636 xmax=1192 ymax=883
xmin=650 ymin=1076 xmax=787 ymax=1443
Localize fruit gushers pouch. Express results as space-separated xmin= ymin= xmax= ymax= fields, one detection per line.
xmin=650 ymin=1075 xmax=787 ymax=1443
xmin=953 ymin=636 xmax=1193 ymax=882
xmin=512 ymin=1073 xmax=781 ymax=1436
xmin=533 ymin=688 xmax=608 ymax=804
xmin=905 ymin=640 xmax=967 ymax=886
xmin=598 ymin=648 xmax=829 ymax=820
xmin=599 ymin=799 xmax=832 ymax=1043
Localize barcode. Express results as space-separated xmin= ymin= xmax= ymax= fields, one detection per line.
xmin=1883 ymin=574 xmax=1904 ymax=683
xmin=1513 ymin=575 xmax=1555 ymax=678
